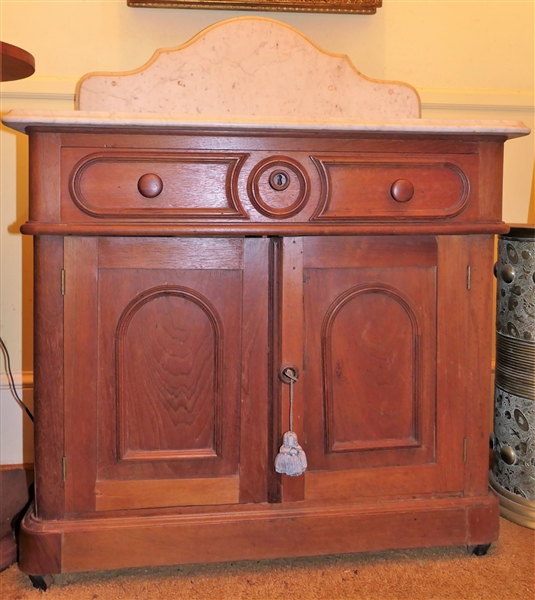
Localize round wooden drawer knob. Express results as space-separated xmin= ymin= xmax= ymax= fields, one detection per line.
xmin=390 ymin=179 xmax=415 ymax=203
xmin=138 ymin=173 xmax=163 ymax=198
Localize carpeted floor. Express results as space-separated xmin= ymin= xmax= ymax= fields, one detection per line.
xmin=1 ymin=517 xmax=533 ymax=599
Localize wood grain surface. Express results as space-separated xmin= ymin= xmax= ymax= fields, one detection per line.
xmin=19 ymin=126 xmax=505 ymax=577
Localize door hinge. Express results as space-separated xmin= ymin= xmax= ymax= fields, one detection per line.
xmin=62 ymin=455 xmax=67 ymax=482
xmin=463 ymin=438 xmax=467 ymax=462
xmin=466 ymin=265 xmax=471 ymax=290
xmin=61 ymin=269 xmax=66 ymax=296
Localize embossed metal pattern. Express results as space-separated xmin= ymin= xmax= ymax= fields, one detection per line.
xmin=496 ymin=229 xmax=535 ymax=341
xmin=489 ymin=471 xmax=535 ymax=529
xmin=492 ymin=227 xmax=535 ymax=509
xmin=492 ymin=387 xmax=535 ymax=501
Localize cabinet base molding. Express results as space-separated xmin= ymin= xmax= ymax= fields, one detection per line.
xmin=19 ymin=493 xmax=499 ymax=575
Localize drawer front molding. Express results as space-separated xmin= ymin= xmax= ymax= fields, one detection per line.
xmin=310 ymin=155 xmax=471 ymax=221
xmin=67 ymin=150 xmax=249 ymax=220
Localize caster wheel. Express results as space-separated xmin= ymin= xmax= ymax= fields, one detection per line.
xmin=469 ymin=543 xmax=491 ymax=556
xmin=29 ymin=574 xmax=54 ymax=591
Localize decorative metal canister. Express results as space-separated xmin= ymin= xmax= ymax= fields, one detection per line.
xmin=490 ymin=225 xmax=535 ymax=529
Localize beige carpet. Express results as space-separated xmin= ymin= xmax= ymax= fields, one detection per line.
xmin=1 ymin=518 xmax=533 ymax=599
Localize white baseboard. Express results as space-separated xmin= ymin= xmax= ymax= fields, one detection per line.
xmin=0 ymin=372 xmax=34 ymax=466
xmin=0 ymin=371 xmax=34 ymax=390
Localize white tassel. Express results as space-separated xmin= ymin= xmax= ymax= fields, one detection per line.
xmin=275 ymin=431 xmax=307 ymax=477
xmin=275 ymin=367 xmax=307 ymax=476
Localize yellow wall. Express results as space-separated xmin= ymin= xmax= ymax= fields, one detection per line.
xmin=1 ymin=0 xmax=534 ymax=464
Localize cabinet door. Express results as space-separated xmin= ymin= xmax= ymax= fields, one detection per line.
xmin=298 ymin=236 xmax=465 ymax=502
xmin=64 ymin=237 xmax=270 ymax=514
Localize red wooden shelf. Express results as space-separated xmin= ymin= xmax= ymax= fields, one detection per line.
xmin=1 ymin=41 xmax=35 ymax=82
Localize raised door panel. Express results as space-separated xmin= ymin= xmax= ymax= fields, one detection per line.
xmin=300 ymin=236 xmax=464 ymax=501
xmin=322 ymin=284 xmax=423 ymax=455
xmin=64 ymin=237 xmax=269 ymax=514
xmin=116 ymin=288 xmax=219 ymax=460
xmin=98 ymin=266 xmax=239 ymax=482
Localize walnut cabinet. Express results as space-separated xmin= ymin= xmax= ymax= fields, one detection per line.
xmin=18 ymin=127 xmax=506 ymax=575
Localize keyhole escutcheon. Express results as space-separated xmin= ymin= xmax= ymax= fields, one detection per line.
xmin=278 ymin=364 xmax=300 ymax=383
xmin=269 ymin=170 xmax=291 ymax=191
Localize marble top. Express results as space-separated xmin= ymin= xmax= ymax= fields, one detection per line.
xmin=2 ymin=109 xmax=530 ymax=139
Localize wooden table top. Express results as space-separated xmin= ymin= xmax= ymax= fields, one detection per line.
xmin=1 ymin=41 xmax=35 ymax=82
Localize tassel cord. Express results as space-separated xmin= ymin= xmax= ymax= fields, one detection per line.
xmin=284 ymin=368 xmax=298 ymax=432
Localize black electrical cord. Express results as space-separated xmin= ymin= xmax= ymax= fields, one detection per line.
xmin=0 ymin=336 xmax=34 ymax=422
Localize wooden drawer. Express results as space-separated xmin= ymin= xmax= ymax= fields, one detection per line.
xmin=62 ymin=148 xmax=249 ymax=219
xmin=60 ymin=144 xmax=477 ymax=226
xmin=310 ymin=154 xmax=471 ymax=221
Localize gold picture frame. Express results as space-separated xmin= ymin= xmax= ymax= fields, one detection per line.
xmin=127 ymin=0 xmax=382 ymax=15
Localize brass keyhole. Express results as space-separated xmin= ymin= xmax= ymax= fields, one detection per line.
xmin=269 ymin=170 xmax=290 ymax=191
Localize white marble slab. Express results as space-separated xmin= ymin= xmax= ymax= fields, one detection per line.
xmin=76 ymin=17 xmax=421 ymax=120
xmin=2 ymin=109 xmax=530 ymax=139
